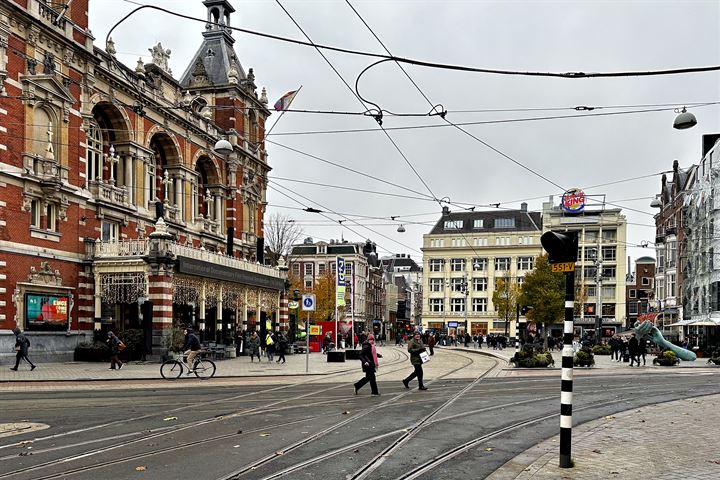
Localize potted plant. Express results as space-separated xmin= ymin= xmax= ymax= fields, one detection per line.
xmin=573 ymin=349 xmax=595 ymax=367
xmin=161 ymin=326 xmax=185 ymax=362
xmin=511 ymin=345 xmax=555 ymax=368
xmin=653 ymin=350 xmax=680 ymax=366
xmin=592 ymin=343 xmax=612 ymax=355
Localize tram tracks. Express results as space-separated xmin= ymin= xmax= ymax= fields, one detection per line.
xmin=0 ymin=348 xmax=423 ymax=479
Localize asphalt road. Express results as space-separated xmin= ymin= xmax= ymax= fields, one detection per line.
xmin=1 ymin=367 xmax=719 ymax=480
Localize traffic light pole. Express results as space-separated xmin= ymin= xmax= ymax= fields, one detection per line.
xmin=559 ymin=269 xmax=575 ymax=468
xmin=540 ymin=230 xmax=579 ymax=470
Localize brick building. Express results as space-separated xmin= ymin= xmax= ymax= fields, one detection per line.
xmin=0 ymin=0 xmax=287 ymax=361
xmin=625 ymin=256 xmax=656 ymax=329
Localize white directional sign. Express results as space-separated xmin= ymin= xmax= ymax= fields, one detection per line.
xmin=302 ymin=294 xmax=316 ymax=311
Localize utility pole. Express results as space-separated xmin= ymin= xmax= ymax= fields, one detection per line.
xmin=463 ymin=273 xmax=469 ymax=336
xmin=594 ymin=242 xmax=603 ymax=343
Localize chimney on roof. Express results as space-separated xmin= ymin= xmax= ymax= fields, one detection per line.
xmin=442 ymin=206 xmax=450 ymax=216
xmin=304 ymin=237 xmax=314 ymax=244
xmin=673 ymin=159 xmax=679 ymax=173
xmin=521 ymin=202 xmax=527 ymax=212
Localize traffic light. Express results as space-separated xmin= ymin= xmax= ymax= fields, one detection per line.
xmin=540 ymin=231 xmax=578 ymax=263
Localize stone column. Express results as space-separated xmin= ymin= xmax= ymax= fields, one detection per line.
xmin=125 ymin=156 xmax=133 ymax=204
xmin=175 ymin=178 xmax=182 ymax=218
xmin=214 ymin=194 xmax=223 ymax=230
xmin=279 ymin=291 xmax=288 ymax=333
xmin=217 ymin=284 xmax=224 ymax=342
xmin=145 ymin=218 xmax=175 ymax=353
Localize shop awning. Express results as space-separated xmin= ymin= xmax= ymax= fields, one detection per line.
xmin=688 ymin=320 xmax=719 ymax=326
xmin=666 ymin=319 xmax=694 ymax=327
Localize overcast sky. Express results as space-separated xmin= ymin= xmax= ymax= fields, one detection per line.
xmin=92 ymin=0 xmax=720 ymax=268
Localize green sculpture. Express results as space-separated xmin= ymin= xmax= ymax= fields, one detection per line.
xmin=634 ymin=320 xmax=697 ymax=362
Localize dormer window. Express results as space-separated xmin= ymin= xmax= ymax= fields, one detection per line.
xmin=444 ymin=220 xmax=463 ymax=230
xmin=494 ymin=218 xmax=515 ymax=228
xmin=318 ymin=245 xmax=327 ymax=254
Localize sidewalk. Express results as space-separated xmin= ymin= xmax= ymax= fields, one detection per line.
xmin=489 ymin=394 xmax=720 ymax=479
xmin=0 ymin=346 xmax=406 ymax=383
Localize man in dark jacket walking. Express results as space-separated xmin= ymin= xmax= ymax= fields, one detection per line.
xmin=628 ymin=333 xmax=640 ymax=367
xmin=276 ymin=333 xmax=287 ymax=364
xmin=402 ymin=331 xmax=428 ymax=391
xmin=107 ymin=331 xmax=123 ymax=370
xmin=10 ymin=327 xmax=36 ymax=371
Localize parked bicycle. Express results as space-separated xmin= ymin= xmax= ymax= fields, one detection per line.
xmin=160 ymin=351 xmax=216 ymax=379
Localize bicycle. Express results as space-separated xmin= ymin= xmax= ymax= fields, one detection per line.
xmin=160 ymin=351 xmax=216 ymax=380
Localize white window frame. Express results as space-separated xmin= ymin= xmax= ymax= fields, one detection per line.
xmin=318 ymin=263 xmax=326 ymax=275
xmin=629 ymin=289 xmax=636 ymax=299
xmin=450 ymin=298 xmax=466 ymax=312
xmin=472 ymin=258 xmax=488 ymax=271
xmin=429 ymin=298 xmax=444 ymax=312
xmin=444 ymin=220 xmax=463 ymax=230
xmin=450 ymin=258 xmax=466 ymax=271
xmin=429 ymin=259 xmax=444 ymax=272
xmin=494 ymin=257 xmax=510 ymax=271
xmin=472 ymin=277 xmax=487 ymax=292
xmin=494 ymin=218 xmax=515 ymax=228
xmin=30 ymin=200 xmax=41 ymax=228
xmin=86 ymin=122 xmax=103 ymax=187
xmin=451 ymin=278 xmax=465 ymax=292
xmin=46 ymin=203 xmax=57 ymax=232
xmin=304 ymin=263 xmax=314 ymax=276
xmin=429 ymin=278 xmax=444 ymax=292
xmin=291 ymin=263 xmax=300 ymax=277
xmin=101 ymin=221 xmax=119 ymax=242
xmin=472 ymin=298 xmax=487 ymax=312
xmin=641 ymin=277 xmax=651 ymax=286
xmin=517 ymin=256 xmax=534 ymax=270
xmin=473 ymin=219 xmax=484 ymax=229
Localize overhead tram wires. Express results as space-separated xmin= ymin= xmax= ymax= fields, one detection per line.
xmin=109 ymin=4 xmax=720 ymax=80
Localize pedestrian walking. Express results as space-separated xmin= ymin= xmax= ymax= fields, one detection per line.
xmin=637 ymin=338 xmax=647 ymax=366
xmin=265 ymin=331 xmax=276 ymax=362
xmin=628 ymin=333 xmax=640 ymax=367
xmin=247 ymin=332 xmax=261 ymax=362
xmin=402 ymin=331 xmax=428 ymax=391
xmin=428 ymin=333 xmax=436 ymax=356
xmin=354 ymin=334 xmax=382 ymax=396
xmin=10 ymin=327 xmax=36 ymax=371
xmin=276 ymin=333 xmax=287 ymax=364
xmin=107 ymin=331 xmax=124 ymax=370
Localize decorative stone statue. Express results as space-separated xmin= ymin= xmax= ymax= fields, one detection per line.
xmin=149 ymin=42 xmax=172 ymax=74
xmin=634 ymin=320 xmax=697 ymax=361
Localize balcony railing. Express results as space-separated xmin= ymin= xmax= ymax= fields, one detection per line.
xmin=38 ymin=1 xmax=67 ymax=29
xmin=194 ymin=216 xmax=220 ymax=235
xmin=93 ymin=239 xmax=283 ymax=279
xmin=89 ymin=181 xmax=129 ymax=205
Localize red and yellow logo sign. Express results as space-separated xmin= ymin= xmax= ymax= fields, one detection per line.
xmin=561 ymin=188 xmax=585 ymax=213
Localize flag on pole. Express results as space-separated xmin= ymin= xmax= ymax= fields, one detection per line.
xmin=273 ymin=89 xmax=299 ymax=111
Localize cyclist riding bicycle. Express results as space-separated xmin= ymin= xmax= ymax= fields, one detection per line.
xmin=182 ymin=326 xmax=201 ymax=375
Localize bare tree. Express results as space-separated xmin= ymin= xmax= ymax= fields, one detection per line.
xmin=264 ymin=213 xmax=303 ymax=266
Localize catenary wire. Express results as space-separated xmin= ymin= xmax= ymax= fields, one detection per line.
xmin=108 ymin=4 xmax=720 ymax=80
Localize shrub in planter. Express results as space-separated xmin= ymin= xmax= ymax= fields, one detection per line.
xmin=512 ymin=346 xmax=554 ymax=368
xmin=74 ymin=341 xmax=110 ymax=362
xmin=653 ymin=350 xmax=680 ymax=366
xmin=592 ymin=343 xmax=612 ymax=355
xmin=573 ymin=349 xmax=595 ymax=367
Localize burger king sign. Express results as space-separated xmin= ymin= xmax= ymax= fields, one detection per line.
xmin=561 ymin=188 xmax=586 ymax=213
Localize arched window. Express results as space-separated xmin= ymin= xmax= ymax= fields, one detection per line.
xmin=86 ymin=122 xmax=103 ymax=186
xmin=32 ymin=107 xmax=58 ymax=159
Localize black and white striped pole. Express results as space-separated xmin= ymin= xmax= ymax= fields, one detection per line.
xmin=540 ymin=230 xmax=578 ymax=469
xmin=559 ymin=268 xmax=575 ymax=468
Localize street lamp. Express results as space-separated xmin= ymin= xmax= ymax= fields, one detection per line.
xmin=673 ymin=107 xmax=697 ymax=130
xmin=214 ymin=138 xmax=233 ymax=155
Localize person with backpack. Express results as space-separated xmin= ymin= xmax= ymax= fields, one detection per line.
xmin=265 ymin=331 xmax=276 ymax=362
xmin=10 ymin=327 xmax=36 ymax=371
xmin=181 ymin=326 xmax=201 ymax=374
xmin=107 ymin=331 xmax=125 ymax=370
